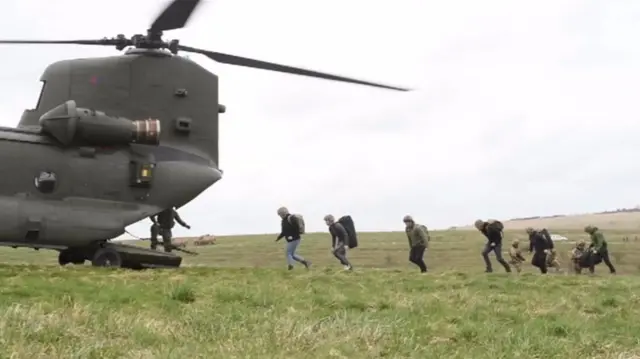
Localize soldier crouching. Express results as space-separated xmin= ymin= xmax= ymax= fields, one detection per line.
xmin=569 ymin=240 xmax=587 ymax=274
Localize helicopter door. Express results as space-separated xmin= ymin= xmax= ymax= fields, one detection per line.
xmin=0 ymin=198 xmax=20 ymax=241
xmin=67 ymin=148 xmax=130 ymax=200
xmin=67 ymin=151 xmax=100 ymax=198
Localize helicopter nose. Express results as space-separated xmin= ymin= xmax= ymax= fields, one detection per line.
xmin=152 ymin=161 xmax=223 ymax=208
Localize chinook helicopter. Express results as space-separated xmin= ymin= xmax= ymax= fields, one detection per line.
xmin=0 ymin=0 xmax=409 ymax=269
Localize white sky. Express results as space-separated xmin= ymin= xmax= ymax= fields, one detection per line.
xmin=2 ymin=0 xmax=640 ymax=237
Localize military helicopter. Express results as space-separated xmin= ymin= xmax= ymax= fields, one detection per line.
xmin=0 ymin=0 xmax=409 ymax=269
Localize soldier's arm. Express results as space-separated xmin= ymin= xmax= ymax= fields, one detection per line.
xmin=173 ymin=210 xmax=189 ymax=228
xmin=542 ymin=230 xmax=555 ymax=249
xmin=528 ymin=237 xmax=534 ymax=252
xmin=415 ymin=227 xmax=427 ymax=245
xmin=288 ymin=215 xmax=302 ymax=234
xmin=334 ymin=223 xmax=348 ymax=245
xmin=276 ymin=220 xmax=285 ymax=241
xmin=592 ymin=233 xmax=605 ymax=251
xmin=516 ymin=250 xmax=526 ymax=261
xmin=149 ymin=215 xmax=158 ymax=225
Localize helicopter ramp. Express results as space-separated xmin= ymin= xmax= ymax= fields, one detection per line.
xmin=103 ymin=242 xmax=182 ymax=269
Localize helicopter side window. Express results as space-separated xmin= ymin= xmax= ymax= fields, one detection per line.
xmin=34 ymin=171 xmax=57 ymax=194
xmin=27 ymin=80 xmax=46 ymax=111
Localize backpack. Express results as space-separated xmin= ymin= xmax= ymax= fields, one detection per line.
xmin=487 ymin=219 xmax=504 ymax=232
xmin=579 ymin=250 xmax=602 ymax=268
xmin=288 ymin=214 xmax=305 ymax=235
xmin=540 ymin=228 xmax=554 ymax=246
xmin=418 ymin=224 xmax=431 ymax=243
xmin=338 ymin=215 xmax=358 ymax=249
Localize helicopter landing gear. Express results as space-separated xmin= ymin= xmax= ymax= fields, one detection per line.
xmin=58 ymin=249 xmax=87 ymax=266
xmin=91 ymin=247 xmax=123 ymax=268
xmin=56 ymin=243 xmax=182 ymax=269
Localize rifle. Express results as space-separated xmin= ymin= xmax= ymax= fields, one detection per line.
xmin=165 ymin=243 xmax=199 ymax=256
xmin=125 ymin=230 xmax=199 ymax=256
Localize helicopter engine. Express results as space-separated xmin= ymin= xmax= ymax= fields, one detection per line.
xmin=39 ymin=100 xmax=160 ymax=147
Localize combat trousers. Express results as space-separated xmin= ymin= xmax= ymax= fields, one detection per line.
xmin=409 ymin=245 xmax=427 ymax=272
xmin=508 ymin=259 xmax=523 ymax=273
xmin=150 ymin=225 xmax=173 ymax=253
xmin=332 ymin=241 xmax=352 ymax=267
xmin=481 ymin=243 xmax=511 ymax=272
xmin=589 ymin=249 xmax=616 ymax=274
xmin=531 ymin=251 xmax=548 ymax=274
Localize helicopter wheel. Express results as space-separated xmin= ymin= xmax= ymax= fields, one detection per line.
xmin=58 ymin=249 xmax=87 ymax=266
xmin=91 ymin=248 xmax=123 ymax=268
xmin=58 ymin=250 xmax=71 ymax=266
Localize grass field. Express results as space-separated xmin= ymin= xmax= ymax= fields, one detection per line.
xmin=2 ymin=228 xmax=640 ymax=358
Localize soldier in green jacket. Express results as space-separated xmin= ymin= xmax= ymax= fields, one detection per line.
xmin=403 ymin=215 xmax=428 ymax=273
xmin=584 ymin=225 xmax=616 ymax=274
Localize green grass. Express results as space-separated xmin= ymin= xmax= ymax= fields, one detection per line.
xmin=1 ymin=229 xmax=640 ymax=358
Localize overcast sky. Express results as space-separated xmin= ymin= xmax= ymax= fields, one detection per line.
xmin=2 ymin=0 xmax=640 ymax=237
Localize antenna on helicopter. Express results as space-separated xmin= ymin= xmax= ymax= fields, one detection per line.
xmin=0 ymin=0 xmax=410 ymax=92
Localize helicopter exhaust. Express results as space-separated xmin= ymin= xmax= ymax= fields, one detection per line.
xmin=38 ymin=100 xmax=160 ymax=147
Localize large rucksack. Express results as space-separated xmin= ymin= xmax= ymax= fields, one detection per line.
xmin=579 ymin=250 xmax=602 ymax=268
xmin=539 ymin=228 xmax=554 ymax=248
xmin=288 ymin=214 xmax=305 ymax=235
xmin=487 ymin=219 xmax=504 ymax=232
xmin=338 ymin=215 xmax=358 ymax=249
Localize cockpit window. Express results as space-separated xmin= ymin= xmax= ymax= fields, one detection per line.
xmin=28 ymin=80 xmax=46 ymax=111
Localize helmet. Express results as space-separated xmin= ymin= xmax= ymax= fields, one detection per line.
xmin=403 ymin=215 xmax=414 ymax=223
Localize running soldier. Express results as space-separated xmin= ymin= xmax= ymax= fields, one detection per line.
xmin=149 ymin=207 xmax=191 ymax=252
xmin=526 ymin=227 xmax=552 ymax=274
xmin=324 ymin=214 xmax=353 ymax=271
xmin=508 ymin=239 xmax=526 ymax=273
xmin=275 ymin=207 xmax=311 ymax=270
xmin=474 ymin=219 xmax=511 ymax=273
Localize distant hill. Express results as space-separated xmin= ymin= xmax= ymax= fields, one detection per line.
xmin=456 ymin=207 xmax=640 ymax=231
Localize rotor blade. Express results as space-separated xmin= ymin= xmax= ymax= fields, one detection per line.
xmin=0 ymin=39 xmax=118 ymax=46
xmin=150 ymin=0 xmax=202 ymax=33
xmin=178 ymin=45 xmax=410 ymax=92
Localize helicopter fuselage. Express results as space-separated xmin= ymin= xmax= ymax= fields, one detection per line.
xmin=0 ymin=125 xmax=221 ymax=253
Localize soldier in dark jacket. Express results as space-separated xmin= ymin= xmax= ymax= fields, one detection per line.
xmin=149 ymin=207 xmax=191 ymax=252
xmin=526 ymin=227 xmax=552 ymax=274
xmin=324 ymin=214 xmax=353 ymax=271
xmin=584 ymin=225 xmax=616 ymax=274
xmin=275 ymin=206 xmax=310 ymax=270
xmin=403 ymin=215 xmax=428 ymax=273
xmin=474 ymin=219 xmax=511 ymax=273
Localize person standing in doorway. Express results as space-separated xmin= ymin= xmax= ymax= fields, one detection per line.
xmin=149 ymin=207 xmax=191 ymax=252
